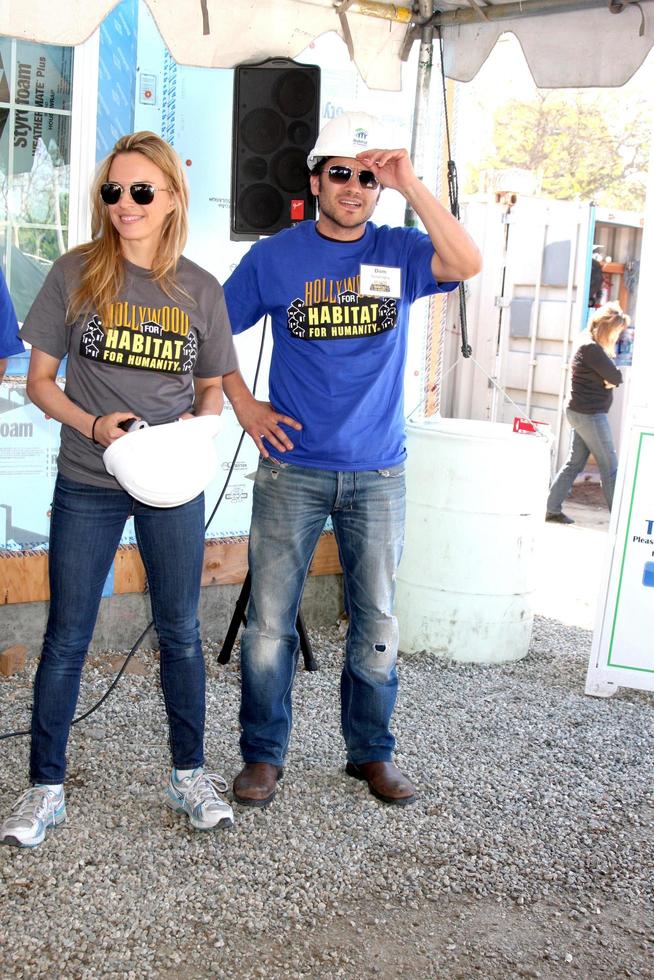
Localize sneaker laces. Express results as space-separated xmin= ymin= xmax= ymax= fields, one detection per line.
xmin=7 ymin=786 xmax=60 ymax=829
xmin=180 ymin=771 xmax=229 ymax=810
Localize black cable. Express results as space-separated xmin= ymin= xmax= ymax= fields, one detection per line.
xmin=204 ymin=314 xmax=268 ymax=531
xmin=438 ymin=33 xmax=472 ymax=359
xmin=0 ymin=622 xmax=154 ymax=742
xmin=0 ymin=316 xmax=269 ymax=742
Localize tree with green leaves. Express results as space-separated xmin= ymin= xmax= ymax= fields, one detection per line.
xmin=467 ymin=91 xmax=650 ymax=211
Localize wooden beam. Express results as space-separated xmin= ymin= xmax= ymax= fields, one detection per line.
xmin=0 ymin=532 xmax=341 ymax=605
xmin=0 ymin=550 xmax=49 ymax=604
xmin=201 ymin=536 xmax=249 ymax=588
xmin=113 ymin=545 xmax=147 ymax=595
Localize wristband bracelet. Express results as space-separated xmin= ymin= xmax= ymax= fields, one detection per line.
xmin=91 ymin=415 xmax=102 ymax=445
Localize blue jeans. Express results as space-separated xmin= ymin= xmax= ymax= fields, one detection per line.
xmin=547 ymin=408 xmax=618 ymax=514
xmin=239 ymin=458 xmax=406 ymax=767
xmin=30 ymin=474 xmax=207 ymax=784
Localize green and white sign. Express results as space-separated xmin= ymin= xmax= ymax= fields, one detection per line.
xmin=587 ymin=425 xmax=654 ymax=695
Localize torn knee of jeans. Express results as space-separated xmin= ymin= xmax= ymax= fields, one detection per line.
xmin=363 ymin=634 xmax=397 ymax=682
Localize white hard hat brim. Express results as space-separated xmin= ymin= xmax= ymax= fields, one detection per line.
xmin=103 ymin=415 xmax=223 ymax=507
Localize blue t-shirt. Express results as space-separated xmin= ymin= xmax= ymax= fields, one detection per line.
xmin=224 ymin=221 xmax=457 ymax=470
xmin=0 ymin=270 xmax=24 ymax=359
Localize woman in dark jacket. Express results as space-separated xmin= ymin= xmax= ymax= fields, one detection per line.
xmin=546 ymin=302 xmax=629 ymax=524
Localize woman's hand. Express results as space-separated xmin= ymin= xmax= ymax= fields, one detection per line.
xmin=26 ymin=349 xmax=140 ymax=449
xmin=91 ymin=412 xmax=143 ymax=448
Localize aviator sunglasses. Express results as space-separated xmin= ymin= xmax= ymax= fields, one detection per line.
xmin=320 ymin=165 xmax=379 ymax=190
xmin=100 ymin=182 xmax=170 ymax=206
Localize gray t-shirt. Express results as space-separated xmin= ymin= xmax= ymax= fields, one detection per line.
xmin=21 ymin=251 xmax=238 ymax=488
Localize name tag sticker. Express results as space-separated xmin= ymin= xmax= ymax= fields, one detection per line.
xmin=359 ymin=264 xmax=402 ymax=299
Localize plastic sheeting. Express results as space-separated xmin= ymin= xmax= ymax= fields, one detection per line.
xmin=440 ymin=3 xmax=654 ymax=88
xmin=0 ymin=0 xmax=412 ymax=91
xmin=1 ymin=0 xmax=652 ymax=90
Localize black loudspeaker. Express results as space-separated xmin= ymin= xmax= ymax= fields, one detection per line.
xmin=231 ymin=58 xmax=320 ymax=239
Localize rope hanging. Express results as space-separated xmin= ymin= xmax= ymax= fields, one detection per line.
xmin=438 ymin=32 xmax=472 ymax=358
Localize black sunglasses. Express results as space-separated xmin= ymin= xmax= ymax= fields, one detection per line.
xmin=100 ymin=182 xmax=170 ymax=206
xmin=320 ymin=165 xmax=379 ymax=190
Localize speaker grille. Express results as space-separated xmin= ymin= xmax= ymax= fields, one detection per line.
xmin=238 ymin=184 xmax=284 ymax=231
xmin=272 ymin=148 xmax=309 ymax=193
xmin=242 ymin=156 xmax=268 ymax=182
xmin=231 ymin=59 xmax=320 ymax=238
xmin=288 ymin=120 xmax=311 ymax=146
xmin=274 ymin=70 xmax=317 ymax=118
xmin=240 ymin=108 xmax=286 ymax=155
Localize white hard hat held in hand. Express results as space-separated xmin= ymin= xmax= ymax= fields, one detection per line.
xmin=103 ymin=415 xmax=223 ymax=507
xmin=306 ymin=112 xmax=400 ymax=170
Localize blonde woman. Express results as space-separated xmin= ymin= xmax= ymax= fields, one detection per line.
xmin=1 ymin=132 xmax=238 ymax=848
xmin=546 ymin=302 xmax=628 ymax=524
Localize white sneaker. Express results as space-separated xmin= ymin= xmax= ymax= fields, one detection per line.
xmin=165 ymin=768 xmax=234 ymax=831
xmin=0 ymin=785 xmax=66 ymax=848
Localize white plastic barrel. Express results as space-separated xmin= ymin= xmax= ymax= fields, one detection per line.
xmin=395 ymin=417 xmax=550 ymax=663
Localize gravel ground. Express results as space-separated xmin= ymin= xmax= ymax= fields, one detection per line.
xmin=0 ymin=617 xmax=653 ymax=979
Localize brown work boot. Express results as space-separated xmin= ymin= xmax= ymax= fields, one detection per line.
xmin=233 ymin=763 xmax=283 ymax=808
xmin=346 ymin=761 xmax=417 ymax=806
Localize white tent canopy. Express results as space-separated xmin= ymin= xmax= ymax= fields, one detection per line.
xmin=1 ymin=0 xmax=652 ymax=90
xmin=437 ymin=0 xmax=654 ymax=88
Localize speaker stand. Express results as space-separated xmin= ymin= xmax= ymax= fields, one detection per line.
xmin=217 ymin=571 xmax=318 ymax=671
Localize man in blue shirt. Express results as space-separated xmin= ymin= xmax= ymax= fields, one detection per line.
xmin=0 ymin=269 xmax=24 ymax=382
xmin=223 ymin=112 xmax=481 ymax=808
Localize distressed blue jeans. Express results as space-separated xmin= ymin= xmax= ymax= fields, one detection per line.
xmin=547 ymin=408 xmax=618 ymax=514
xmin=239 ymin=457 xmax=406 ymax=767
xmin=30 ymin=474 xmax=207 ymax=784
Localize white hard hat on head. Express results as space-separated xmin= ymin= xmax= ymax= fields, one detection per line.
xmin=103 ymin=415 xmax=223 ymax=508
xmin=307 ymin=111 xmax=393 ymax=170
